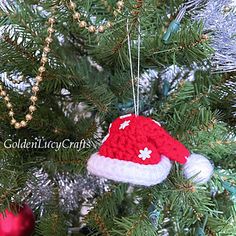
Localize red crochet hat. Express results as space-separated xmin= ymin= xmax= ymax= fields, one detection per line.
xmin=87 ymin=114 xmax=213 ymax=186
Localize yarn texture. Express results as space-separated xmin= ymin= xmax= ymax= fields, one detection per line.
xmin=87 ymin=114 xmax=213 ymax=186
xmin=183 ymin=154 xmax=214 ymax=184
xmin=88 ymin=153 xmax=172 ymax=186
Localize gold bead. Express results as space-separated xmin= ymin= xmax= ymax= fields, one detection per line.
xmin=38 ymin=66 xmax=46 ymax=73
xmin=29 ymin=105 xmax=37 ymax=112
xmin=48 ymin=17 xmax=55 ymax=24
xmin=20 ymin=120 xmax=27 ymax=127
xmin=98 ymin=25 xmax=105 ymax=33
xmin=0 ymin=90 xmax=6 ymax=96
xmin=11 ymin=119 xmax=16 ymax=125
xmin=223 ymin=6 xmax=231 ymax=13
xmin=14 ymin=122 xmax=21 ymax=129
xmin=43 ymin=47 xmax=51 ymax=53
xmin=47 ymin=27 xmax=55 ymax=33
xmin=113 ymin=10 xmax=118 ymax=16
xmin=30 ymin=96 xmax=38 ymax=102
xmin=202 ymin=34 xmax=209 ymax=40
xmin=45 ymin=37 xmax=53 ymax=43
xmin=36 ymin=76 xmax=43 ymax=82
xmin=101 ymin=0 xmax=107 ymax=6
xmin=9 ymin=111 xmax=14 ymax=116
xmin=26 ymin=114 xmax=33 ymax=121
xmin=6 ymin=103 xmax=12 ymax=109
xmin=73 ymin=12 xmax=80 ymax=20
xmin=41 ymin=56 xmax=48 ymax=64
xmin=69 ymin=1 xmax=76 ymax=9
xmin=79 ymin=21 xmax=87 ymax=28
xmin=106 ymin=21 xmax=112 ymax=28
xmin=117 ymin=1 xmax=124 ymax=9
xmin=88 ymin=25 xmax=96 ymax=33
xmin=4 ymin=96 xmax=10 ymax=102
xmin=32 ymin=86 xmax=39 ymax=93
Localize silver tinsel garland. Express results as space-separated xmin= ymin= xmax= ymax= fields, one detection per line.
xmin=22 ymin=169 xmax=107 ymax=215
xmin=192 ymin=0 xmax=236 ymax=73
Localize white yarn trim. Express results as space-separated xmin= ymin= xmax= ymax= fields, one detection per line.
xmin=152 ymin=119 xmax=161 ymax=126
xmin=87 ymin=153 xmax=172 ymax=186
xmin=120 ymin=114 xmax=132 ymax=119
xmin=183 ymin=153 xmax=214 ymax=184
xmin=102 ymin=124 xmax=112 ymax=143
xmin=101 ymin=134 xmax=109 ymax=143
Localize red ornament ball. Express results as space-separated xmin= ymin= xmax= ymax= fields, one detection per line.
xmin=0 ymin=203 xmax=35 ymax=236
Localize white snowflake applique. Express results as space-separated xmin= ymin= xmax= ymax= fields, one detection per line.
xmin=119 ymin=120 xmax=130 ymax=130
xmin=138 ymin=147 xmax=152 ymax=161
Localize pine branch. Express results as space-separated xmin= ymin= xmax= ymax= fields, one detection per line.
xmin=112 ymin=214 xmax=156 ymax=236
xmin=2 ymin=34 xmax=36 ymax=62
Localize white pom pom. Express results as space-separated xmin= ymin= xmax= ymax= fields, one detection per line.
xmin=183 ymin=154 xmax=214 ymax=184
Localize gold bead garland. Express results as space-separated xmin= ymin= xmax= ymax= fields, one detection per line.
xmin=0 ymin=17 xmax=56 ymax=129
xmin=100 ymin=0 xmax=113 ymax=14
xmin=67 ymin=0 xmax=125 ymax=33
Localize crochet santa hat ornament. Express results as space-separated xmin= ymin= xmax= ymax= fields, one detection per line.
xmin=87 ymin=114 xmax=214 ymax=186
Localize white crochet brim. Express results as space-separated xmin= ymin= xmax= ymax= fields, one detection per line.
xmin=87 ymin=152 xmax=172 ymax=186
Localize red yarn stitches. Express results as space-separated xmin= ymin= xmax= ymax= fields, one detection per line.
xmin=99 ymin=114 xmax=190 ymax=165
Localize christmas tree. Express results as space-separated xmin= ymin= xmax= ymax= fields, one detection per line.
xmin=0 ymin=0 xmax=235 ymax=235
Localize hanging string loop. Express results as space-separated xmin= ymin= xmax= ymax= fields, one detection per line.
xmin=126 ymin=17 xmax=141 ymax=116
